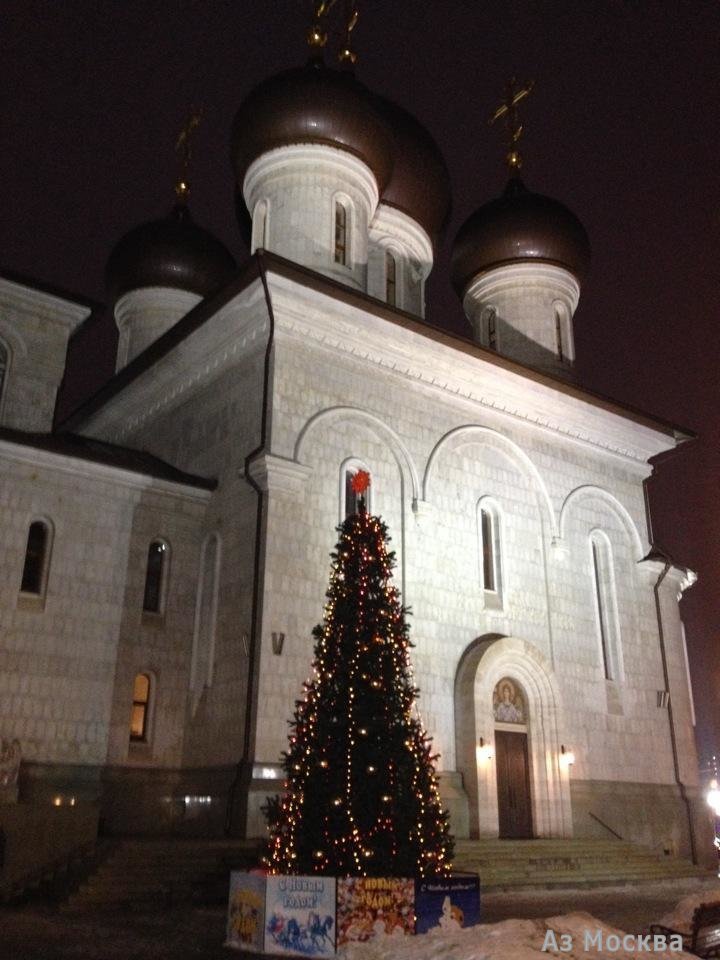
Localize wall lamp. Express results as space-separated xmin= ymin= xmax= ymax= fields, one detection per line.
xmin=560 ymin=744 xmax=575 ymax=768
xmin=477 ymin=737 xmax=494 ymax=763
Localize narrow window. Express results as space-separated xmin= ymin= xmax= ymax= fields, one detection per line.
xmin=385 ymin=250 xmax=397 ymax=306
xmin=334 ymin=201 xmax=347 ymax=265
xmin=21 ymin=521 xmax=49 ymax=595
xmin=480 ymin=508 xmax=496 ymax=591
xmin=190 ymin=534 xmax=221 ymax=711
xmin=252 ymin=200 xmax=268 ymax=252
xmin=0 ymin=340 xmax=8 ymax=403
xmin=590 ymin=532 xmax=621 ymax=681
xmin=341 ymin=461 xmax=372 ymax=519
xmin=555 ymin=309 xmax=564 ymax=361
xmin=487 ymin=310 xmax=497 ymax=351
xmin=592 ymin=539 xmax=611 ymax=678
xmin=143 ymin=540 xmax=167 ymax=613
xmin=130 ymin=673 xmax=151 ymax=742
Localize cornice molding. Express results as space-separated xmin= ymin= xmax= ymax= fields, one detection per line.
xmin=267 ymin=274 xmax=669 ymax=471
xmin=245 ymin=453 xmax=312 ymax=495
xmin=0 ymin=278 xmax=90 ymax=331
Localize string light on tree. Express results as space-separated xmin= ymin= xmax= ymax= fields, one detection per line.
xmin=267 ymin=471 xmax=453 ymax=877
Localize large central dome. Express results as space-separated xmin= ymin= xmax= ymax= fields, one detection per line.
xmin=231 ymin=63 xmax=395 ymax=192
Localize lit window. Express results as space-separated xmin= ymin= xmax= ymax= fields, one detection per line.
xmin=478 ymin=502 xmax=503 ymax=602
xmin=143 ymin=540 xmax=168 ymax=613
xmin=385 ymin=250 xmax=397 ymax=306
xmin=130 ymin=673 xmax=151 ymax=742
xmin=590 ymin=532 xmax=621 ymax=680
xmin=334 ymin=201 xmax=348 ymax=265
xmin=20 ymin=520 xmax=50 ymax=595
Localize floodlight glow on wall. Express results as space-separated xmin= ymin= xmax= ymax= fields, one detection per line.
xmin=706 ymin=779 xmax=720 ymax=817
xmin=560 ymin=744 xmax=575 ymax=768
xmin=477 ymin=737 xmax=494 ymax=763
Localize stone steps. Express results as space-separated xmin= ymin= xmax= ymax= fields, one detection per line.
xmin=453 ymin=839 xmax=713 ymax=890
xmin=63 ymin=838 xmax=260 ymax=911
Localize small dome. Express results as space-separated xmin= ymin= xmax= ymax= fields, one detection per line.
xmin=231 ymin=63 xmax=394 ymax=193
xmin=373 ymin=96 xmax=451 ymax=241
xmin=451 ymin=178 xmax=590 ymax=295
xmin=106 ymin=204 xmax=236 ymax=300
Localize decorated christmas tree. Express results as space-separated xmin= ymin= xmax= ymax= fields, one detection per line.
xmin=269 ymin=472 xmax=453 ymax=877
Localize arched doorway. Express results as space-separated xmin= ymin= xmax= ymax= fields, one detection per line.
xmin=493 ymin=677 xmax=533 ymax=838
xmin=454 ymin=635 xmax=572 ymax=839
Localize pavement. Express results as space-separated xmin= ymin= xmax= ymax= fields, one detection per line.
xmin=1 ymin=877 xmax=718 ymax=960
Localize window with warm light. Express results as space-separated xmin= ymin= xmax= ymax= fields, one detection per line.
xmin=143 ymin=539 xmax=168 ymax=613
xmin=20 ymin=519 xmax=51 ymax=597
xmin=130 ymin=672 xmax=151 ymax=742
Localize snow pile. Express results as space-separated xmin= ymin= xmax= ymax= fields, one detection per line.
xmin=655 ymin=884 xmax=720 ymax=934
xmin=339 ymin=911 xmax=694 ymax=959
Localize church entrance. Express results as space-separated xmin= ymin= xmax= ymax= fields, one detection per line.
xmin=495 ymin=729 xmax=533 ymax=838
xmin=493 ymin=675 xmax=533 ymax=839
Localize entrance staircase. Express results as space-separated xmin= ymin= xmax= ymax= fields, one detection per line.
xmin=454 ymin=838 xmax=715 ymax=890
xmin=62 ymin=838 xmax=260 ymax=911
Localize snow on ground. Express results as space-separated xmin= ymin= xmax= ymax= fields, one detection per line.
xmin=339 ymin=911 xmax=694 ymax=959
xmin=655 ymin=883 xmax=720 ymax=933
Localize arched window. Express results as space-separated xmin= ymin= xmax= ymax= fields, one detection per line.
xmin=0 ymin=340 xmax=8 ymax=405
xmin=555 ymin=308 xmax=564 ymax=361
xmin=480 ymin=307 xmax=497 ymax=350
xmin=340 ymin=459 xmax=372 ymax=520
xmin=478 ymin=500 xmax=503 ymax=604
xmin=190 ymin=534 xmax=221 ymax=713
xmin=385 ymin=249 xmax=397 ymax=306
xmin=20 ymin=519 xmax=51 ymax=597
xmin=590 ymin=531 xmax=621 ymax=680
xmin=130 ymin=672 xmax=151 ymax=742
xmin=252 ymin=199 xmax=269 ymax=253
xmin=143 ymin=539 xmax=169 ymax=614
xmin=334 ymin=200 xmax=348 ymax=265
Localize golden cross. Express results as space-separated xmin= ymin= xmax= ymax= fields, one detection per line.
xmin=338 ymin=2 xmax=360 ymax=64
xmin=489 ymin=78 xmax=535 ymax=172
xmin=175 ymin=108 xmax=203 ymax=203
xmin=307 ymin=0 xmax=338 ymax=49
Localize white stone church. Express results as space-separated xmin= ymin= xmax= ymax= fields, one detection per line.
xmin=0 ymin=58 xmax=711 ymax=863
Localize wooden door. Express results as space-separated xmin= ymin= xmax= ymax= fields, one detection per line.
xmin=495 ymin=730 xmax=533 ymax=839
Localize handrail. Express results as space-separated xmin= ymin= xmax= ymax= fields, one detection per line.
xmin=589 ymin=811 xmax=623 ymax=840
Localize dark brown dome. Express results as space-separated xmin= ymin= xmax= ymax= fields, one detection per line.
xmin=231 ymin=63 xmax=394 ymax=192
xmin=106 ymin=204 xmax=236 ymax=300
xmin=373 ymin=96 xmax=451 ymax=241
xmin=451 ymin=178 xmax=590 ymax=295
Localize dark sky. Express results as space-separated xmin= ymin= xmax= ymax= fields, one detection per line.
xmin=4 ymin=2 xmax=719 ymax=756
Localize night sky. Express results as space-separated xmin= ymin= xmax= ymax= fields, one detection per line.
xmin=4 ymin=2 xmax=719 ymax=757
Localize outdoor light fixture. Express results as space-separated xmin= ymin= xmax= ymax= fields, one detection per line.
xmin=560 ymin=744 xmax=575 ymax=767
xmin=706 ymin=779 xmax=720 ymax=817
xmin=477 ymin=737 xmax=494 ymax=762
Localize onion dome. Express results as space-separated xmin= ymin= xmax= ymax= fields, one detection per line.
xmin=372 ymin=95 xmax=451 ymax=240
xmin=105 ymin=204 xmax=236 ymax=301
xmin=231 ymin=63 xmax=394 ymax=192
xmin=451 ymin=178 xmax=590 ymax=295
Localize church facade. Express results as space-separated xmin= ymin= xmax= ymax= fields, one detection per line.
xmin=0 ymin=58 xmax=711 ymax=862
